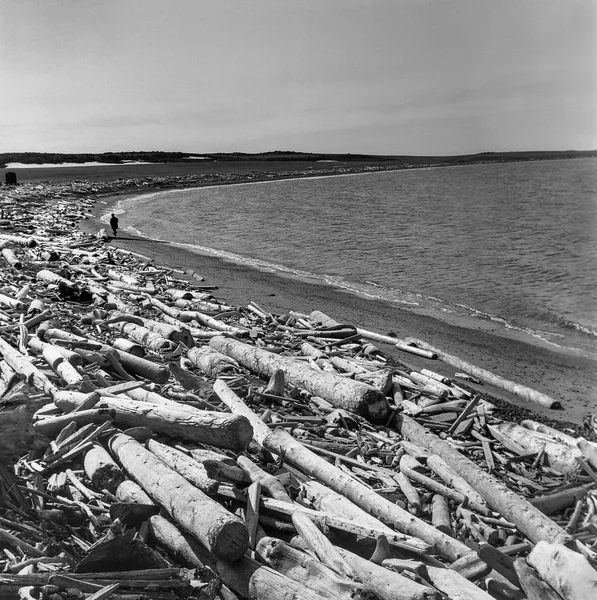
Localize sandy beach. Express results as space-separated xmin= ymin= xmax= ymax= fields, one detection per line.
xmin=78 ymin=182 xmax=597 ymax=431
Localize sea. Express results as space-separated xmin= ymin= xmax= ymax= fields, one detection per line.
xmin=106 ymin=158 xmax=597 ymax=359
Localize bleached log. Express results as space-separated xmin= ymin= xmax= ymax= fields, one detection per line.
xmin=27 ymin=337 xmax=83 ymax=366
xmin=54 ymin=393 xmax=253 ymax=450
xmin=404 ymin=338 xmax=561 ymax=409
xmin=211 ymin=337 xmax=389 ymax=421
xmin=426 ymin=454 xmax=488 ymax=514
xmin=109 ymin=321 xmax=174 ymax=352
xmin=0 ymin=337 xmax=57 ymax=396
xmin=489 ymin=422 xmax=581 ymax=476
xmin=111 ymin=338 xmax=145 ymax=357
xmin=41 ymin=344 xmax=84 ymax=386
xmin=33 ymin=408 xmax=115 ymax=437
xmin=109 ymin=433 xmax=248 ymax=561
xmin=292 ymin=511 xmax=357 ymax=581
xmin=146 ymin=439 xmax=224 ymax=495
xmin=36 ymin=269 xmax=75 ymax=287
xmin=396 ymin=414 xmax=573 ymax=546
xmin=526 ymin=540 xmax=597 ymax=600
xmin=2 ymin=247 xmax=22 ymax=269
xmin=263 ymin=426 xmax=472 ymax=562
xmin=513 ymin=558 xmax=563 ymax=600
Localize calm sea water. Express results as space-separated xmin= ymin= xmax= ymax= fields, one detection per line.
xmin=109 ymin=158 xmax=597 ymax=358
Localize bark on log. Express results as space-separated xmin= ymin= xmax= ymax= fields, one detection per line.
xmin=54 ymin=393 xmax=253 ymax=450
xmin=263 ymin=426 xmax=473 ymax=562
xmin=210 ymin=337 xmax=389 ymax=421
xmin=109 ymin=433 xmax=248 ymax=561
xmin=395 ymin=414 xmax=573 ymax=546
xmin=526 ymin=540 xmax=597 ymax=600
xmin=404 ymin=338 xmax=560 ymax=409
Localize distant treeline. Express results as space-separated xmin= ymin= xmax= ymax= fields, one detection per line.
xmin=1 ymin=149 xmax=596 ymax=169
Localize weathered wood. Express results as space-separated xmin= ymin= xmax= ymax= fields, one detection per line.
xmin=530 ymin=484 xmax=594 ymax=515
xmin=292 ymin=511 xmax=357 ymax=580
xmin=336 ymin=546 xmax=440 ymax=600
xmin=146 ymin=439 xmax=223 ymax=495
xmin=109 ymin=433 xmax=248 ymax=561
xmin=404 ymin=338 xmax=561 ymax=409
xmin=187 ymin=346 xmax=238 ymax=377
xmin=526 ymin=540 xmax=597 ymax=600
xmin=237 ymin=455 xmax=292 ymax=502
xmin=489 ymin=422 xmax=580 ymax=476
xmin=263 ymin=426 xmax=473 ymax=562
xmin=256 ymin=536 xmax=376 ymax=600
xmin=54 ymin=393 xmax=253 ymax=450
xmin=210 ymin=337 xmax=389 ymax=421
xmin=396 ymin=414 xmax=573 ymax=546
xmin=513 ymin=558 xmax=563 ymax=600
xmin=84 ymin=443 xmax=125 ymax=494
xmin=112 ymin=348 xmax=170 ymax=383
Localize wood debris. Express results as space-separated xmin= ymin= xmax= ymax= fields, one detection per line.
xmin=1 ymin=181 xmax=596 ymax=600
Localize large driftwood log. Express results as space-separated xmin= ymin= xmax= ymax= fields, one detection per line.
xmin=263 ymin=427 xmax=472 ymax=562
xmin=210 ymin=337 xmax=389 ymax=421
xmin=403 ymin=338 xmax=560 ymax=409
xmin=396 ymin=414 xmax=573 ymax=546
xmin=526 ymin=540 xmax=597 ymax=600
xmin=54 ymin=393 xmax=253 ymax=450
xmin=109 ymin=433 xmax=248 ymax=561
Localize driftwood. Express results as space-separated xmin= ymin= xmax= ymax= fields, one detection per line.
xmin=263 ymin=426 xmax=472 ymax=562
xmin=210 ymin=336 xmax=389 ymax=421
xmin=396 ymin=414 xmax=573 ymax=546
xmin=54 ymin=392 xmax=253 ymax=450
xmin=404 ymin=337 xmax=561 ymax=409
xmin=109 ymin=433 xmax=248 ymax=561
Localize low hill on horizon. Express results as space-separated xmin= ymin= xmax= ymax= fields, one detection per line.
xmin=1 ymin=149 xmax=596 ymax=169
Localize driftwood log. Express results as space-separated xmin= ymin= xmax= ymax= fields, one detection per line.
xmin=210 ymin=336 xmax=389 ymax=421
xmin=109 ymin=433 xmax=248 ymax=561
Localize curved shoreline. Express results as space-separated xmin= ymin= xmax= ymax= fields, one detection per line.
xmin=81 ymin=189 xmax=597 ymax=427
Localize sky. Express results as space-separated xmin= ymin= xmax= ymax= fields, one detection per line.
xmin=0 ymin=0 xmax=595 ymax=155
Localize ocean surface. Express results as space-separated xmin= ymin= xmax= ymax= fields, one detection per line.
xmin=106 ymin=158 xmax=597 ymax=358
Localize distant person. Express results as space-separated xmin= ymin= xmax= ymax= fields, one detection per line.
xmin=110 ymin=213 xmax=119 ymax=236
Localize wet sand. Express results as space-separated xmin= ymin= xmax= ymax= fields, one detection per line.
xmin=80 ymin=189 xmax=597 ymax=431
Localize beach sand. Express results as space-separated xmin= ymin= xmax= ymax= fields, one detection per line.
xmin=79 ymin=189 xmax=597 ymax=431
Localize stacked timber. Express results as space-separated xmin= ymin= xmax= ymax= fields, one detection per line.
xmin=0 ymin=182 xmax=596 ymax=600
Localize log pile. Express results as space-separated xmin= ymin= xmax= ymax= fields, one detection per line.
xmin=0 ymin=182 xmax=596 ymax=600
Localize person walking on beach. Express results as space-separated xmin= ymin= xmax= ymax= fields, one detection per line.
xmin=110 ymin=213 xmax=119 ymax=236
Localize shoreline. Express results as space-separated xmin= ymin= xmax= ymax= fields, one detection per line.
xmin=79 ymin=184 xmax=597 ymax=429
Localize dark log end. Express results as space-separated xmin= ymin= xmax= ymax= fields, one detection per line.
xmin=210 ymin=520 xmax=249 ymax=562
xmin=363 ymin=389 xmax=390 ymax=423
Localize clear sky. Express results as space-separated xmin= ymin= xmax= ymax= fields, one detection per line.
xmin=0 ymin=0 xmax=594 ymax=155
